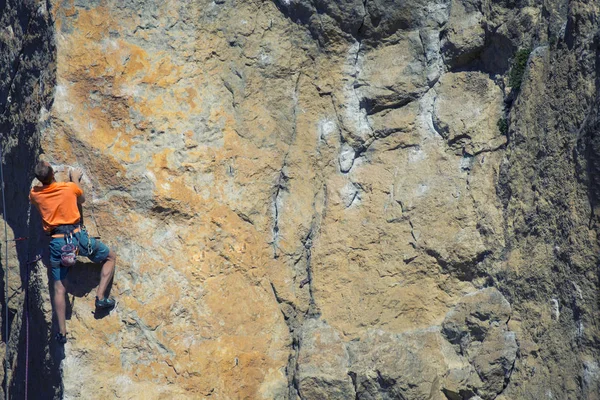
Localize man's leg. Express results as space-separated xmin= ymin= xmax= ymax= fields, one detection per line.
xmin=49 ymin=237 xmax=69 ymax=338
xmin=96 ymin=250 xmax=116 ymax=300
xmin=53 ymin=279 xmax=68 ymax=335
xmin=80 ymin=232 xmax=116 ymax=304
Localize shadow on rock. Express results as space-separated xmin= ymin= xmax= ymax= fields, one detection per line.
xmin=66 ymin=261 xmax=102 ymax=298
xmin=66 ymin=260 xmax=114 ymax=320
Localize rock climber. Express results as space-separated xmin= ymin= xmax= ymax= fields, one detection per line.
xmin=29 ymin=160 xmax=116 ymax=344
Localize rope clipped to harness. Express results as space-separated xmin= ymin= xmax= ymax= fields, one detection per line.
xmin=60 ymin=233 xmax=78 ymax=267
xmin=81 ymin=225 xmax=94 ymax=256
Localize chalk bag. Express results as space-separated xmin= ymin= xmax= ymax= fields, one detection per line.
xmin=60 ymin=243 xmax=78 ymax=267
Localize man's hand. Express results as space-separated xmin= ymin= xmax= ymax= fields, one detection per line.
xmin=69 ymin=167 xmax=86 ymax=204
xmin=69 ymin=167 xmax=84 ymax=183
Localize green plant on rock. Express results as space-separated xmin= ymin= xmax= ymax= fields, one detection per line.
xmin=508 ymin=48 xmax=532 ymax=90
xmin=497 ymin=118 xmax=508 ymax=136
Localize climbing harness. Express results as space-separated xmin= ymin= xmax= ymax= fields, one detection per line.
xmin=60 ymin=240 xmax=77 ymax=267
xmin=58 ymin=224 xmax=96 ymax=268
xmin=54 ymin=221 xmax=100 ymax=267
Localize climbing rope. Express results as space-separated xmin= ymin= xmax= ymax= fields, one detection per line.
xmin=24 ymin=255 xmax=29 ymax=400
xmin=23 ymin=201 xmax=40 ymax=400
xmin=69 ymin=166 xmax=101 ymax=239
xmin=0 ymin=155 xmax=101 ymax=400
xmin=88 ymin=200 xmax=102 ymax=239
xmin=24 ymin=252 xmax=40 ymax=400
xmin=1 ymin=141 xmax=9 ymax=400
xmin=0 ymin=143 xmax=38 ymax=400
xmin=86 ymin=178 xmax=102 ymax=240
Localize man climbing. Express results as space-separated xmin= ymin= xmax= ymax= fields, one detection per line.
xmin=29 ymin=160 xmax=116 ymax=344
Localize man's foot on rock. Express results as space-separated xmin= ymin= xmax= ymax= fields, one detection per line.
xmin=55 ymin=332 xmax=67 ymax=344
xmin=95 ymin=296 xmax=116 ymax=309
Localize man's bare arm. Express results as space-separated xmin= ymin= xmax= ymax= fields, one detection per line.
xmin=69 ymin=167 xmax=86 ymax=204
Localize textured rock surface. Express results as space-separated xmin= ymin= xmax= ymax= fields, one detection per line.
xmin=0 ymin=0 xmax=58 ymax=398
xmin=442 ymin=288 xmax=517 ymax=398
xmin=2 ymin=0 xmax=600 ymax=399
xmin=296 ymin=319 xmax=354 ymax=399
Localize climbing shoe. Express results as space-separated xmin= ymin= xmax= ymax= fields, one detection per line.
xmin=55 ymin=332 xmax=67 ymax=344
xmin=95 ymin=296 xmax=116 ymax=309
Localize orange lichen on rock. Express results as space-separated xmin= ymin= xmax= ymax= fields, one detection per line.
xmin=38 ymin=0 xmax=542 ymax=399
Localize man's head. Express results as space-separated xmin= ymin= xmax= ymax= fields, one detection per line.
xmin=34 ymin=161 xmax=54 ymax=185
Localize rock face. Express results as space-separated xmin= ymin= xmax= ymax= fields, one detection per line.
xmin=0 ymin=0 xmax=58 ymax=398
xmin=2 ymin=0 xmax=600 ymax=399
xmin=442 ymin=288 xmax=517 ymax=399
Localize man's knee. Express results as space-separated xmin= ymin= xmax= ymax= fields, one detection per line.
xmin=106 ymin=250 xmax=116 ymax=263
xmin=54 ymin=280 xmax=67 ymax=296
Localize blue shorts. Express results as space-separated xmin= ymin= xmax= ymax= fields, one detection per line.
xmin=49 ymin=225 xmax=110 ymax=281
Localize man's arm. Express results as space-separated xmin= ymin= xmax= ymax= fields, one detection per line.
xmin=69 ymin=167 xmax=86 ymax=204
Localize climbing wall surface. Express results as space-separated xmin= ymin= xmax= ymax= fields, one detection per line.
xmin=7 ymin=0 xmax=600 ymax=398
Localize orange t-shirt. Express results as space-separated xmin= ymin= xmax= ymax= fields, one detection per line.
xmin=29 ymin=182 xmax=83 ymax=232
